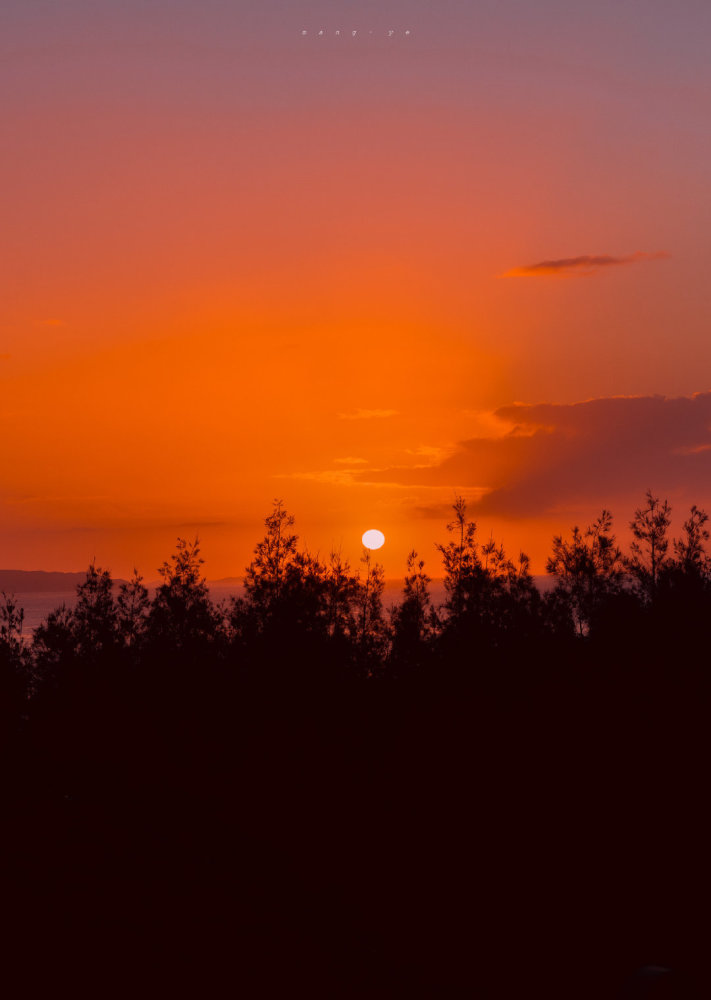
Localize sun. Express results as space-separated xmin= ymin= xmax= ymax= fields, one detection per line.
xmin=362 ymin=529 xmax=385 ymax=550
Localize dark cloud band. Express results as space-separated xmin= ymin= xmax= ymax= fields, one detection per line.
xmin=503 ymin=251 xmax=670 ymax=277
xmin=359 ymin=392 xmax=711 ymax=518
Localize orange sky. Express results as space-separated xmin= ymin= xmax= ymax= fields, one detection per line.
xmin=2 ymin=2 xmax=711 ymax=579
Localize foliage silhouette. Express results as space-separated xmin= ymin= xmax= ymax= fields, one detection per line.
xmin=627 ymin=489 xmax=672 ymax=603
xmin=117 ymin=569 xmax=150 ymax=650
xmin=354 ymin=546 xmax=386 ymax=674
xmin=671 ymin=504 xmax=710 ymax=578
xmin=546 ymin=510 xmax=624 ymax=636
xmin=436 ymin=494 xmax=479 ymax=621
xmin=148 ymin=536 xmax=221 ymax=658
xmin=2 ymin=491 xmax=711 ymax=1000
xmin=0 ymin=591 xmax=29 ymax=733
xmin=6 ymin=488 xmax=711 ymax=693
xmin=243 ymin=499 xmax=299 ymax=621
xmin=389 ymin=551 xmax=435 ymax=677
xmin=72 ymin=561 xmax=119 ymax=662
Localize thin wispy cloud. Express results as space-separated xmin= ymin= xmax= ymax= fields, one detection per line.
xmin=275 ymin=470 xmax=358 ymax=486
xmin=276 ymin=467 xmax=414 ymax=489
xmin=338 ymin=408 xmax=398 ymax=420
xmin=405 ymin=445 xmax=450 ymax=464
xmin=503 ymin=251 xmax=670 ymax=278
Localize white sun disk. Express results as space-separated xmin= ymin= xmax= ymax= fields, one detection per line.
xmin=362 ymin=529 xmax=385 ymax=550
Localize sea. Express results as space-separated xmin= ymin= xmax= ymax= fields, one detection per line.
xmin=12 ymin=584 xmax=242 ymax=640
xmin=11 ymin=578 xmax=540 ymax=640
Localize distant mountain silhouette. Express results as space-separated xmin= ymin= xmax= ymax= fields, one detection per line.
xmin=0 ymin=569 xmax=129 ymax=592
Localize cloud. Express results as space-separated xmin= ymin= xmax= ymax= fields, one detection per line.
xmin=275 ymin=470 xmax=358 ymax=486
xmin=405 ymin=445 xmax=450 ymax=464
xmin=333 ymin=456 xmax=368 ymax=465
xmin=358 ymin=392 xmax=711 ymax=518
xmin=503 ymin=251 xmax=670 ymax=278
xmin=412 ymin=494 xmax=491 ymax=519
xmin=338 ymin=408 xmax=398 ymax=420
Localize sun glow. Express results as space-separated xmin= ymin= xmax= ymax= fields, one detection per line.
xmin=361 ymin=529 xmax=385 ymax=550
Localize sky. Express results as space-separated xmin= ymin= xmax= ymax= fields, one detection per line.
xmin=2 ymin=0 xmax=711 ymax=578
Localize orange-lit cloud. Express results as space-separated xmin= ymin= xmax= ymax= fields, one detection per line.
xmin=503 ymin=251 xmax=670 ymax=278
xmin=361 ymin=392 xmax=711 ymax=518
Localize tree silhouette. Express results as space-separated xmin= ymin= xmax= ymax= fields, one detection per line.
xmin=672 ymin=505 xmax=710 ymax=578
xmin=0 ymin=591 xmax=25 ymax=653
xmin=355 ymin=547 xmax=386 ymax=673
xmin=0 ymin=592 xmax=29 ymax=724
xmin=243 ymin=499 xmax=299 ymax=627
xmin=324 ymin=549 xmax=360 ymax=641
xmin=627 ymin=490 xmax=672 ymax=604
xmin=149 ymin=537 xmax=219 ymax=654
xmin=651 ymin=505 xmax=711 ymax=659
xmin=72 ymin=562 xmax=119 ymax=661
xmin=490 ymin=549 xmax=543 ymax=650
xmin=390 ymin=551 xmax=433 ymax=674
xmin=280 ymin=550 xmax=330 ymax=636
xmin=31 ymin=564 xmax=120 ymax=679
xmin=32 ymin=603 xmax=77 ymax=684
xmin=117 ymin=570 xmax=150 ymax=650
xmin=546 ymin=510 xmax=624 ymax=636
xmin=434 ymin=498 xmax=545 ymax=670
xmin=436 ymin=495 xmax=479 ymax=623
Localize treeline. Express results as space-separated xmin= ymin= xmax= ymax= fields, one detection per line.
xmin=2 ymin=490 xmax=711 ymax=707
xmin=2 ymin=492 xmax=709 ymax=998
